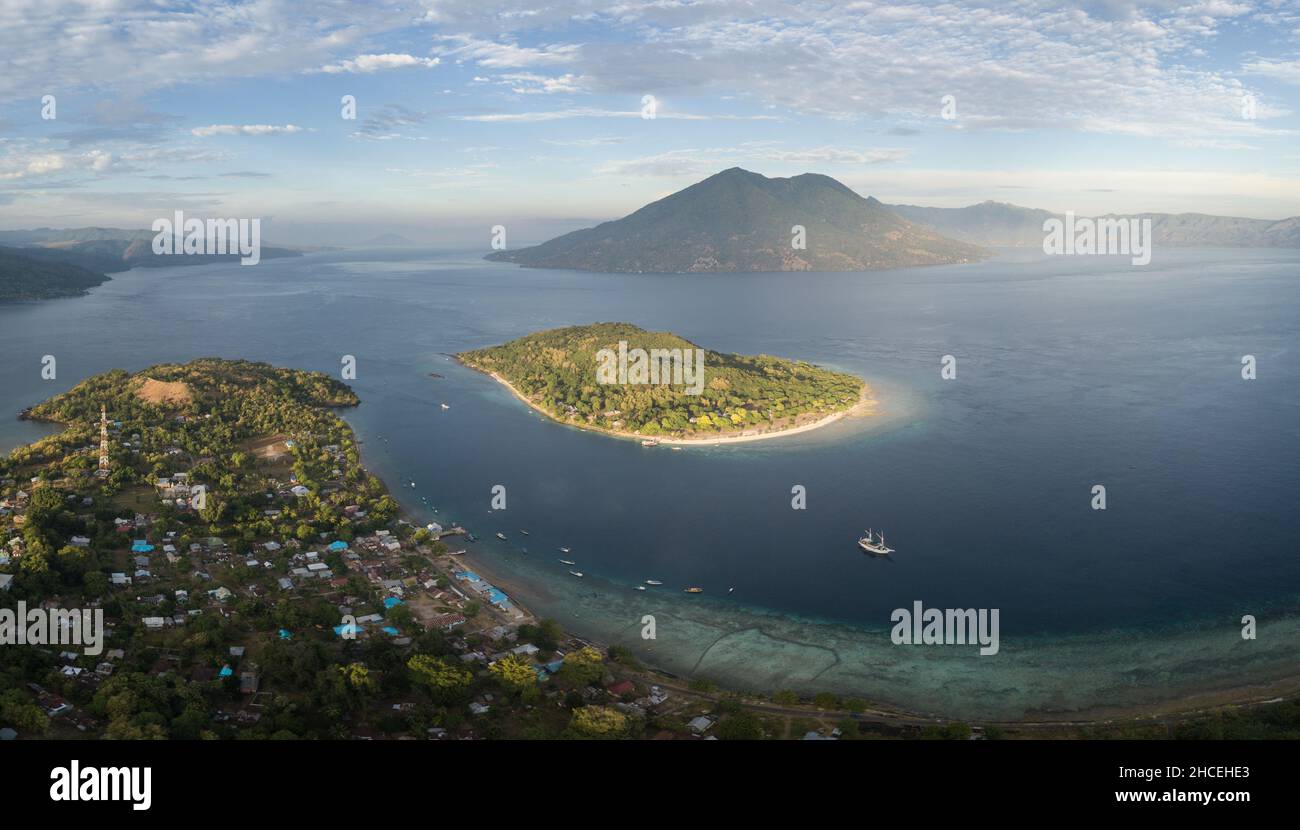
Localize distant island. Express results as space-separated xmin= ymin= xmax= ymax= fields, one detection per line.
xmin=486 ymin=168 xmax=987 ymax=273
xmin=459 ymin=323 xmax=872 ymax=444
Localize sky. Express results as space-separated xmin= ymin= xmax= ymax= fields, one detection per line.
xmin=1 ymin=0 xmax=1298 ymax=245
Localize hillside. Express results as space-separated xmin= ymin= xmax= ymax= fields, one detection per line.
xmin=459 ymin=322 xmax=866 ymax=440
xmin=0 ymin=227 xmax=304 ymax=271
xmin=486 ymin=168 xmax=987 ymax=273
xmin=888 ymin=201 xmax=1300 ymax=248
xmin=0 ymin=246 xmax=111 ymax=300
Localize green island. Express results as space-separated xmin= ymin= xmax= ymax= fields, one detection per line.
xmin=459 ymin=322 xmax=872 ymax=443
xmin=2 ymin=358 xmax=1296 ymax=741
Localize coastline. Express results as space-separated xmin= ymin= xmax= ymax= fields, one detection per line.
xmin=461 ymin=360 xmax=878 ymax=446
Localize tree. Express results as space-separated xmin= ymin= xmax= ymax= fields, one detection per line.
xmin=556 ymin=646 xmax=603 ymax=687
xmin=716 ymin=712 xmax=764 ymax=740
xmin=407 ymin=655 xmax=472 ymax=703
xmin=489 ymin=654 xmax=536 ymax=695
xmin=569 ymin=705 xmax=629 ymax=737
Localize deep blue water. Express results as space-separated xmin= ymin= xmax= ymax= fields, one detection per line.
xmin=2 ymin=247 xmax=1297 ymax=716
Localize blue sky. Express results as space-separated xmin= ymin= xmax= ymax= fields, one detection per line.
xmin=1 ymin=0 xmax=1298 ymax=245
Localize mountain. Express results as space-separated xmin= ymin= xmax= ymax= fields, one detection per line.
xmin=887 ymin=201 xmax=1300 ymax=248
xmin=0 ymin=246 xmax=111 ymax=300
xmin=0 ymin=227 xmax=304 ymax=270
xmin=486 ymin=168 xmax=988 ymax=273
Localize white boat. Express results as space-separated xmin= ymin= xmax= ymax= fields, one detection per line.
xmin=559 ymin=559 xmax=576 ymax=565
xmin=440 ymin=403 xmax=450 ymax=410
xmin=569 ymin=570 xmax=584 ymax=578
xmin=635 ymin=585 xmax=647 ymax=591
xmin=559 ymin=547 xmax=571 ymax=553
xmin=496 ymin=532 xmax=507 ymax=541
xmin=448 ymin=549 xmax=467 ymax=556
xmin=520 ymin=529 xmax=530 ymax=535
xmin=641 ymin=439 xmax=659 ymax=447
xmin=645 ymin=579 xmax=663 ymax=586
xmin=857 ymin=528 xmax=895 ymax=556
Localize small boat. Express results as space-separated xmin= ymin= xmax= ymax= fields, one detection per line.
xmin=496 ymin=532 xmax=507 ymax=541
xmin=410 ymin=481 xmax=416 ymax=487
xmin=683 ymin=587 xmax=703 ymax=594
xmin=569 ymin=570 xmax=584 ymax=578
xmin=635 ymin=585 xmax=647 ymax=591
xmin=559 ymin=559 xmax=576 ymax=565
xmin=728 ymin=587 xmax=735 ymax=594
xmin=520 ymin=529 xmax=530 ymax=536
xmin=448 ymin=549 xmax=467 ymax=556
xmin=440 ymin=403 xmax=450 ymax=410
xmin=857 ymin=528 xmax=895 ymax=556
xmin=466 ymin=533 xmax=478 ymax=542
xmin=559 ymin=547 xmax=571 ymax=554
xmin=645 ymin=580 xmax=663 ymax=586
xmin=641 ymin=439 xmax=659 ymax=447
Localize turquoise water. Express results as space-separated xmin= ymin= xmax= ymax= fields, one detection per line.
xmin=2 ymin=246 xmax=1297 ymax=719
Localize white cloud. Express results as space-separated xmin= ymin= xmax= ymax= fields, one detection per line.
xmin=319 ymin=53 xmax=441 ymax=73
xmin=1242 ymin=59 xmax=1300 ymax=85
xmin=191 ymin=124 xmax=304 ymax=137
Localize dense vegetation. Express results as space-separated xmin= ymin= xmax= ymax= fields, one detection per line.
xmin=0 ymin=246 xmax=110 ymax=300
xmin=487 ymin=167 xmax=987 ymax=273
xmin=459 ymin=322 xmax=865 ymax=438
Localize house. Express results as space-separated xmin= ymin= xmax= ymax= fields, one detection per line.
xmin=688 ymin=715 xmax=715 ymax=734
xmin=239 ymin=672 xmax=259 ymax=694
xmin=142 ymin=617 xmax=166 ymax=630
xmin=606 ymin=680 xmax=636 ymax=697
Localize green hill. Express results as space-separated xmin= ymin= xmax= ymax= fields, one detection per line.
xmin=486 ymin=168 xmax=987 ymax=273
xmin=0 ymin=246 xmax=111 ymax=300
xmin=459 ymin=323 xmax=865 ymax=439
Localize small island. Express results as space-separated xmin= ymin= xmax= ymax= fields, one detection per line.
xmin=459 ymin=323 xmax=873 ymax=444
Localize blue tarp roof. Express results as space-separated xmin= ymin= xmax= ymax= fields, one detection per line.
xmin=328 ymin=540 xmax=348 ymax=550
xmin=278 ymin=629 xmax=292 ymax=640
xmin=382 ymin=626 xmax=400 ymax=636
xmin=218 ymin=665 xmax=233 ymax=677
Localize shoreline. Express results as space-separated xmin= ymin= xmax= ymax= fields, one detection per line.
xmin=460 ymin=359 xmax=878 ymax=446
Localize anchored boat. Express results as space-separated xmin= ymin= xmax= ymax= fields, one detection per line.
xmin=857 ymin=528 xmax=895 ymax=556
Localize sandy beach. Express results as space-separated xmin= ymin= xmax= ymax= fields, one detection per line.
xmin=466 ymin=363 xmax=878 ymax=446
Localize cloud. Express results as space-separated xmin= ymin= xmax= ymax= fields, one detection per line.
xmin=594 ymin=145 xmax=908 ymax=177
xmin=191 ymin=124 xmax=304 ymax=137
xmin=1242 ymin=58 xmax=1300 ymax=85
xmin=435 ymin=35 xmax=580 ymax=68
xmin=319 ymin=53 xmax=440 ymax=73
xmin=454 ymin=107 xmax=779 ymax=122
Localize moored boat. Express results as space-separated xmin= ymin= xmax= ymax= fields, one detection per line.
xmin=857 ymin=528 xmax=895 ymax=556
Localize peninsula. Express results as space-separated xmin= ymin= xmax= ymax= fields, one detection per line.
xmin=458 ymin=323 xmax=872 ymax=444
